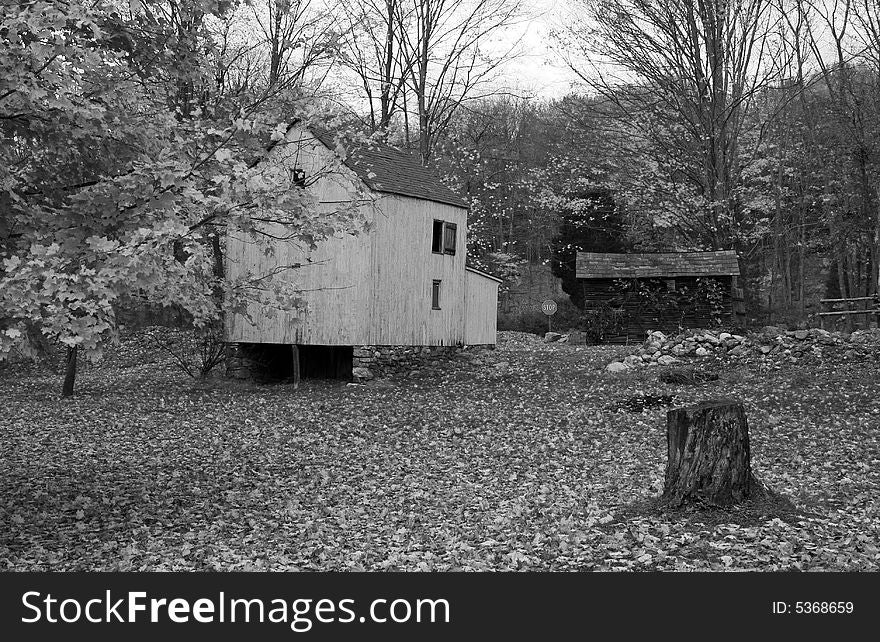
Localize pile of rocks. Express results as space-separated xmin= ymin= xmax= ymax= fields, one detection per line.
xmin=605 ymin=326 xmax=879 ymax=372
xmin=543 ymin=331 xmax=587 ymax=345
xmin=497 ymin=331 xmax=545 ymax=349
xmin=605 ymin=329 xmax=746 ymax=372
xmin=847 ymin=328 xmax=880 ymax=345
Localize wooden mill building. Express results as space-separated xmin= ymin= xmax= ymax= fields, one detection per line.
xmin=224 ymin=123 xmax=501 ymax=380
xmin=575 ymin=251 xmax=743 ymax=343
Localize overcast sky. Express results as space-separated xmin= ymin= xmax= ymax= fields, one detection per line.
xmin=322 ymin=0 xmax=586 ymax=108
xmin=488 ymin=0 xmax=584 ymax=99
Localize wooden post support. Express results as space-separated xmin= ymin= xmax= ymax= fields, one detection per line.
xmin=291 ymin=344 xmax=301 ymax=390
xmin=662 ymin=399 xmax=766 ymax=507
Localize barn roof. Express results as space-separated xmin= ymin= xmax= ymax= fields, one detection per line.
xmin=576 ymin=251 xmax=740 ymax=279
xmin=466 ymin=265 xmax=504 ymax=283
xmin=310 ymin=126 xmax=469 ymax=209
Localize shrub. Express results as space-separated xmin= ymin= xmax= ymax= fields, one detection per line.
xmin=579 ymin=302 xmax=628 ymax=343
xmin=497 ymin=299 xmax=582 ymax=335
xmin=150 ymin=324 xmax=226 ymax=378
xmin=550 ymin=299 xmax=585 ymax=331
xmin=498 ymin=308 xmax=546 ymax=334
xmin=497 ymin=298 xmax=631 ymax=342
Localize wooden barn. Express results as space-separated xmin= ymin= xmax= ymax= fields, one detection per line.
xmin=575 ymin=251 xmax=743 ymax=343
xmin=224 ymin=123 xmax=501 ymax=381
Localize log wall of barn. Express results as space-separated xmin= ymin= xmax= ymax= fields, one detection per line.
xmin=580 ymin=277 xmax=735 ymax=344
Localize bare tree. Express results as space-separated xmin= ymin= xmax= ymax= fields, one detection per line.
xmin=209 ymin=9 xmax=264 ymax=99
xmin=562 ymin=0 xmax=780 ymax=249
xmin=337 ymin=0 xmax=413 ymax=132
xmin=395 ymin=0 xmax=525 ymax=162
xmin=338 ymin=0 xmax=525 ymax=155
xmin=798 ymin=0 xmax=880 ymax=297
xmin=248 ymin=0 xmax=342 ymax=88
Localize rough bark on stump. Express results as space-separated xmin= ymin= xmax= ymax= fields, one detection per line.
xmin=662 ymin=398 xmax=765 ymax=507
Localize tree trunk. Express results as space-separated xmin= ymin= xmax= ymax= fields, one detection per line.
xmin=291 ymin=344 xmax=300 ymax=390
xmin=662 ymin=399 xmax=765 ymax=507
xmin=798 ymin=202 xmax=806 ymax=317
xmin=379 ymin=0 xmax=396 ymax=129
xmin=62 ymin=345 xmax=78 ymax=398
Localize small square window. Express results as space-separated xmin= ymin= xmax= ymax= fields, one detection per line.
xmin=432 ymin=220 xmax=444 ymax=253
xmin=432 ymin=280 xmax=442 ymax=310
xmin=443 ymin=223 xmax=457 ymax=255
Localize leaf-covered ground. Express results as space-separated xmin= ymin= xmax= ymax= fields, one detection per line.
xmin=1 ymin=331 xmax=878 ymax=571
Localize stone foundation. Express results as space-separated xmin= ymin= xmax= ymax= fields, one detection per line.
xmin=225 ymin=343 xmax=266 ymax=380
xmin=226 ymin=342 xmax=495 ymax=382
xmin=352 ymin=344 xmax=494 ymax=381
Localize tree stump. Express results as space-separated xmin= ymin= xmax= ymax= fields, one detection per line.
xmin=662 ymin=399 xmax=765 ymax=507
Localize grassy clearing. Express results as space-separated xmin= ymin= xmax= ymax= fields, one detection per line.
xmin=1 ymin=331 xmax=878 ymax=570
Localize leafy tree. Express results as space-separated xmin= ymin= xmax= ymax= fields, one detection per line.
xmin=549 ymin=187 xmax=625 ymax=308
xmin=0 ymin=1 xmax=364 ymax=396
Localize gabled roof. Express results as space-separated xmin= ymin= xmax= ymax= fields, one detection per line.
xmin=310 ymin=126 xmax=469 ymax=209
xmin=576 ymin=251 xmax=740 ymax=279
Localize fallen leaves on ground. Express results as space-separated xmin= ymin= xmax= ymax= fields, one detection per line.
xmin=0 ymin=330 xmax=878 ymax=571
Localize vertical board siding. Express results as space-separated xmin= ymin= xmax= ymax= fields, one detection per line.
xmin=225 ymin=125 xmax=488 ymax=347
xmin=225 ymin=217 xmax=373 ymax=345
xmin=368 ymin=195 xmax=468 ymax=345
xmin=226 ymin=125 xmax=373 ymax=345
xmin=465 ymin=270 xmax=499 ymax=345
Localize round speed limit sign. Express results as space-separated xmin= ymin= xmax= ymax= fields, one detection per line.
xmin=541 ymin=300 xmax=558 ymax=316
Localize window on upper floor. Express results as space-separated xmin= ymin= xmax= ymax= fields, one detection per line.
xmin=432 ymin=220 xmax=457 ymax=255
xmin=432 ymin=220 xmax=444 ymax=253
xmin=443 ymin=222 xmax=457 ymax=255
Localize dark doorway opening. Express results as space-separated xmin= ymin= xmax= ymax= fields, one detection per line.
xmin=298 ymin=345 xmax=353 ymax=379
xmin=237 ymin=344 xmax=353 ymax=381
xmin=242 ymin=343 xmax=295 ymax=381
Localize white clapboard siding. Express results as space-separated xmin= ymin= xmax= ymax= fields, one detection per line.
xmin=464 ymin=269 xmax=500 ymax=345
xmin=225 ymin=123 xmax=493 ymax=347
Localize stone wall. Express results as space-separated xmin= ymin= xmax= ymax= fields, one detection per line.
xmin=225 ymin=343 xmax=264 ymax=380
xmin=226 ymin=342 xmax=496 ymax=382
xmin=603 ymin=326 xmax=880 ymax=372
xmin=352 ymin=344 xmax=493 ymax=381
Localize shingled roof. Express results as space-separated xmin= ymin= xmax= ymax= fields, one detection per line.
xmin=310 ymin=126 xmax=469 ymax=209
xmin=576 ymin=251 xmax=740 ymax=279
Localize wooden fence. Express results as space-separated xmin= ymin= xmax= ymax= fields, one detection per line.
xmin=819 ymin=296 xmax=880 ymax=330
